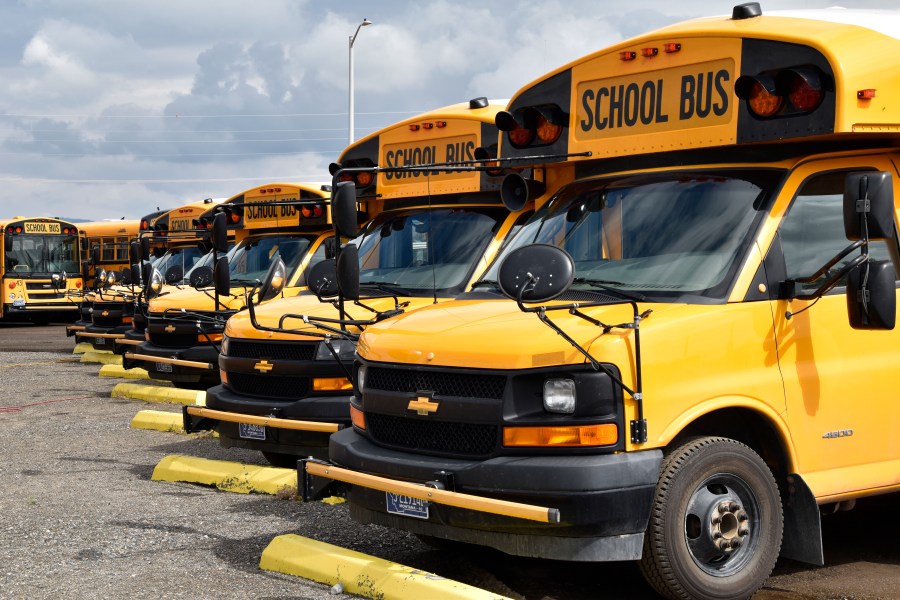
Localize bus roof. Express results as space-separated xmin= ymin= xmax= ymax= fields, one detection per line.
xmin=213 ymin=182 xmax=331 ymax=232
xmin=337 ymin=98 xmax=509 ymax=201
xmin=1 ymin=216 xmax=79 ymax=229
xmin=498 ymin=7 xmax=900 ymax=164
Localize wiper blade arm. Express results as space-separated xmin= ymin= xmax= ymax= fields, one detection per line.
xmin=572 ymin=278 xmax=647 ymax=302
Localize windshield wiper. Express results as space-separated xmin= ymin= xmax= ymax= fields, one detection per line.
xmin=572 ymin=278 xmax=647 ymax=302
xmin=470 ymin=279 xmax=498 ymax=288
xmin=359 ymin=281 xmax=408 ymax=296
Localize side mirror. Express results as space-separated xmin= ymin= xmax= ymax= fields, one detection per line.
xmin=501 ymin=173 xmax=544 ymax=212
xmin=337 ymin=244 xmax=360 ymax=301
xmin=844 ymin=172 xmax=894 ymax=241
xmin=333 ymin=181 xmax=360 ymax=239
xmin=141 ymin=263 xmax=154 ymax=288
xmin=91 ymin=245 xmax=100 ymax=265
xmin=257 ymin=258 xmax=286 ymax=303
xmin=129 ymin=240 xmax=140 ymax=265
xmin=498 ymin=244 xmax=574 ymax=302
xmin=197 ymin=239 xmax=212 ymax=254
xmin=140 ymin=237 xmax=152 ymax=261
xmin=120 ymin=269 xmax=132 ymax=285
xmin=130 ymin=264 xmax=141 ymax=284
xmin=847 ymin=260 xmax=896 ymax=330
xmin=214 ymin=256 xmax=230 ymax=297
xmin=189 ymin=266 xmax=214 ymax=289
xmin=307 ymin=259 xmax=339 ymax=298
xmin=81 ymin=260 xmax=91 ymax=279
xmin=211 ymin=212 xmax=229 ymax=253
xmin=164 ymin=264 xmax=184 ymax=285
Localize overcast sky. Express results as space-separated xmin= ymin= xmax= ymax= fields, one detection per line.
xmin=0 ymin=0 xmax=895 ymax=221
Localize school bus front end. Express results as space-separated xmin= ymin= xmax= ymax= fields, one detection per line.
xmin=126 ymin=184 xmax=332 ymax=388
xmin=1 ymin=217 xmax=83 ymax=323
xmin=320 ymin=8 xmax=900 ymax=600
xmin=188 ymin=99 xmax=538 ymax=466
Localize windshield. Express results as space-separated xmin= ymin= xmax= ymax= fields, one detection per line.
xmin=4 ymin=234 xmax=79 ymax=276
xmin=228 ymin=234 xmax=313 ymax=283
xmin=354 ymin=205 xmax=505 ymax=296
xmin=481 ymin=171 xmax=782 ymax=301
xmin=154 ymin=246 xmax=205 ymax=282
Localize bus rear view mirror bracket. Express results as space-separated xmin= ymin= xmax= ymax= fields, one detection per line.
xmin=785 ymin=171 xmax=898 ymax=330
xmin=497 ymin=244 xmax=650 ymax=443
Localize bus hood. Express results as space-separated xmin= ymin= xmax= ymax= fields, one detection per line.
xmin=147 ymin=284 xmax=253 ymax=313
xmin=358 ymin=299 xmax=712 ymax=371
xmin=224 ymin=294 xmax=447 ymax=341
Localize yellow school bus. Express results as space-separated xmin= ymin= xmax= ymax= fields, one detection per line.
xmin=73 ymin=199 xmax=222 ymax=350
xmin=183 ymin=98 xmax=539 ymax=467
xmin=124 ymin=183 xmax=333 ymax=389
xmin=78 ymin=219 xmax=141 ymax=284
xmin=315 ymin=7 xmax=900 ymax=599
xmin=1 ymin=217 xmax=83 ymax=323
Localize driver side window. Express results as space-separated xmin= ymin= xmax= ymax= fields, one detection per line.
xmin=778 ymin=170 xmax=894 ymax=295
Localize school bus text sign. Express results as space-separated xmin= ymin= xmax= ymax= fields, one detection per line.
xmin=244 ymin=196 xmax=302 ymax=229
xmin=575 ymin=58 xmax=734 ymax=141
xmin=24 ymin=222 xmax=61 ymax=234
xmin=379 ymin=134 xmax=479 ymax=193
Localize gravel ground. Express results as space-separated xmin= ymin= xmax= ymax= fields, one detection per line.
xmin=0 ymin=323 xmax=898 ymax=600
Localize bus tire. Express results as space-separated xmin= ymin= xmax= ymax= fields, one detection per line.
xmin=638 ymin=436 xmax=783 ymax=600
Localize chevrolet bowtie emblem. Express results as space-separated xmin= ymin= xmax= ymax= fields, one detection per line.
xmin=408 ymin=395 xmax=439 ymax=416
xmin=164 ymin=325 xmax=176 ymax=333
xmin=101 ymin=311 xmax=109 ymax=317
xmin=254 ymin=360 xmax=274 ymax=373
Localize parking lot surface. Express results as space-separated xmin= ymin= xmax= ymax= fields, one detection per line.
xmin=0 ymin=323 xmax=897 ymax=599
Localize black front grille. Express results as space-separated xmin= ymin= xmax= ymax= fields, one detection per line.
xmin=149 ymin=333 xmax=197 ymax=348
xmin=367 ymin=413 xmax=498 ymax=457
xmin=367 ymin=367 xmax=506 ymax=399
xmin=228 ymin=372 xmax=310 ymax=399
xmin=228 ymin=340 xmax=317 ymax=361
xmin=26 ymin=282 xmax=56 ymax=291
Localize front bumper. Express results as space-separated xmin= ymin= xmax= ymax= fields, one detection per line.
xmin=324 ymin=428 xmax=662 ymax=562
xmin=82 ymin=324 xmax=132 ymax=350
xmin=189 ymin=384 xmax=351 ymax=459
xmin=125 ymin=341 xmax=219 ymax=385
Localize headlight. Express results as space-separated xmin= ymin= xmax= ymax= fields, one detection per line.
xmin=221 ymin=335 xmax=230 ymax=356
xmin=98 ymin=269 xmax=107 ymax=286
xmin=543 ymin=378 xmax=576 ymax=414
xmin=147 ymin=268 xmax=164 ymax=298
xmin=356 ymin=364 xmax=367 ymax=392
xmin=105 ymin=270 xmax=117 ymax=286
xmin=316 ymin=338 xmax=357 ymax=361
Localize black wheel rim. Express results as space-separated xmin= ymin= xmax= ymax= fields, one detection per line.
xmin=683 ymin=472 xmax=761 ymax=577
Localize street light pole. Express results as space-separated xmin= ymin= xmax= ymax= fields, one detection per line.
xmin=348 ymin=18 xmax=372 ymax=145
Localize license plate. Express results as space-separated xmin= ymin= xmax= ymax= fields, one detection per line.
xmin=13 ymin=299 xmax=25 ymax=307
xmin=239 ymin=423 xmax=266 ymax=440
xmin=95 ymin=337 xmax=106 ymax=345
xmin=155 ymin=362 xmax=173 ymax=373
xmin=386 ymin=492 xmax=429 ymax=519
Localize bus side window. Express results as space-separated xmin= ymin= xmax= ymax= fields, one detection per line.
xmin=777 ymin=170 xmax=895 ymax=295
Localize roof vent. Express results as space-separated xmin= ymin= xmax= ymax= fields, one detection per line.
xmin=469 ymin=97 xmax=489 ymax=109
xmin=733 ymin=2 xmax=762 ymax=20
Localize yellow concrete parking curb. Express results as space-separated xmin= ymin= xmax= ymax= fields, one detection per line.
xmin=130 ymin=410 xmax=218 ymax=436
xmin=111 ymin=383 xmax=206 ymax=406
xmin=131 ymin=410 xmax=184 ymax=433
xmin=72 ymin=343 xmax=94 ymax=354
xmin=151 ymin=454 xmax=296 ymax=495
xmin=98 ymin=364 xmax=150 ymax=380
xmin=259 ymin=534 xmax=512 ymax=600
xmin=80 ymin=351 xmax=122 ymax=365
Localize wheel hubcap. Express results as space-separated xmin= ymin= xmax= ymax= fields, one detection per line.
xmin=684 ymin=475 xmax=759 ymax=576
